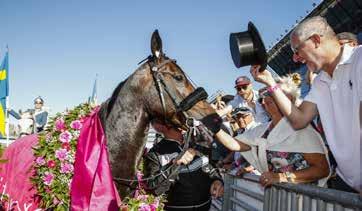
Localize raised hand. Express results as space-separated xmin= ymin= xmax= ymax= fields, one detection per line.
xmin=250 ymin=65 xmax=276 ymax=86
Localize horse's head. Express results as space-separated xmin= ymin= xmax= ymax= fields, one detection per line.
xmin=142 ymin=30 xmax=215 ymax=129
xmin=101 ymin=30 xmax=217 ymax=197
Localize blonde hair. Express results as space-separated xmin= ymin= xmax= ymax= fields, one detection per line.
xmin=277 ymin=73 xmax=302 ymax=105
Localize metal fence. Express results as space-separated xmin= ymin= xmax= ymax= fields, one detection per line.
xmin=221 ymin=173 xmax=264 ymax=211
xmin=219 ymin=173 xmax=362 ymax=211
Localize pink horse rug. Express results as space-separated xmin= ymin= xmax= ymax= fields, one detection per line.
xmin=0 ymin=109 xmax=121 ymax=211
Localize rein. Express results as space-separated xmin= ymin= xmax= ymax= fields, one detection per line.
xmin=113 ymin=118 xmax=199 ymax=185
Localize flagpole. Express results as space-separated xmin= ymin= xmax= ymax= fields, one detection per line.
xmin=5 ymin=46 xmax=10 ymax=146
xmin=5 ymin=97 xmax=9 ymax=146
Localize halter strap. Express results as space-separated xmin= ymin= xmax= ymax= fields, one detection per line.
xmin=150 ymin=59 xmax=188 ymax=123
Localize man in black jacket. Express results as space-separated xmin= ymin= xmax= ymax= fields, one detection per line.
xmin=143 ymin=121 xmax=224 ymax=211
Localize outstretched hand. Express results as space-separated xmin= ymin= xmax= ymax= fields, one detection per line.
xmin=250 ymin=65 xmax=276 ymax=86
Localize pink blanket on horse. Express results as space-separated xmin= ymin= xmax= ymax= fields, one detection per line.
xmin=0 ymin=111 xmax=121 ymax=211
xmin=0 ymin=134 xmax=40 ymax=210
xmin=71 ymin=109 xmax=121 ymax=210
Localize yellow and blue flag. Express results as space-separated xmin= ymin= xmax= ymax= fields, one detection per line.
xmin=0 ymin=52 xmax=9 ymax=137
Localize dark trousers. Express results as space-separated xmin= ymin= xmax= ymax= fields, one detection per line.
xmin=328 ymin=174 xmax=359 ymax=194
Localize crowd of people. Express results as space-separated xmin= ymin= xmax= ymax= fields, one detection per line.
xmin=141 ymin=15 xmax=360 ymax=209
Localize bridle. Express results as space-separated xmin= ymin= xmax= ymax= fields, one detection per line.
xmin=113 ymin=56 xmax=208 ymax=189
xmin=149 ymin=57 xmax=190 ymax=123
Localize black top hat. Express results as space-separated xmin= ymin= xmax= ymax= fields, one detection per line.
xmin=229 ymin=22 xmax=267 ymax=71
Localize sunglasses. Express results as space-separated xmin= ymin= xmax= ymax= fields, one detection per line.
xmin=236 ymin=85 xmax=249 ymax=91
xmin=35 ymin=102 xmax=43 ymax=105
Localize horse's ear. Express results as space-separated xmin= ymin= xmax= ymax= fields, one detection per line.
xmin=151 ymin=29 xmax=163 ymax=59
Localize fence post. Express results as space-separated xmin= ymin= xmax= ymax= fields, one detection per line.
xmin=222 ymin=174 xmax=233 ymax=211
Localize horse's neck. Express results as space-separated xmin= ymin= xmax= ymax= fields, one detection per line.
xmin=100 ymin=89 xmax=150 ymax=179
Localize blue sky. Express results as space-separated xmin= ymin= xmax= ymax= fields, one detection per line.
xmin=0 ymin=0 xmax=320 ymax=115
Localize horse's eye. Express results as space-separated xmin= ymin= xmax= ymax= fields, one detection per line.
xmin=174 ymin=75 xmax=183 ymax=82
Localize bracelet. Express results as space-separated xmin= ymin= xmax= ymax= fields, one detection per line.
xmin=267 ymin=84 xmax=280 ymax=94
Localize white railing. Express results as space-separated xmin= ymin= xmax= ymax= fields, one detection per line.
xmin=220 ymin=173 xmax=362 ymax=211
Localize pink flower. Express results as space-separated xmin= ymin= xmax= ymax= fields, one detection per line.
xmin=43 ymin=172 xmax=54 ymax=186
xmin=138 ymin=203 xmax=151 ymax=211
xmin=45 ymin=133 xmax=52 ymax=142
xmin=53 ymin=197 xmax=60 ymax=205
xmin=35 ymin=157 xmax=46 ymax=165
xmin=47 ymin=160 xmax=56 ymax=168
xmin=55 ymin=119 xmax=66 ymax=131
xmin=149 ymin=203 xmax=158 ymax=211
xmin=277 ymin=151 xmax=289 ymax=158
xmin=60 ymin=162 xmax=74 ymax=174
xmin=55 ymin=149 xmax=69 ymax=161
xmin=136 ymin=171 xmax=143 ymax=181
xmin=70 ymin=120 xmax=82 ymax=130
xmin=137 ymin=194 xmax=148 ymax=201
xmin=136 ymin=171 xmax=144 ymax=188
xmin=134 ymin=189 xmax=139 ymax=198
xmin=61 ymin=142 xmax=71 ymax=151
xmin=59 ymin=131 xmax=72 ymax=143
xmin=153 ymin=198 xmax=160 ymax=207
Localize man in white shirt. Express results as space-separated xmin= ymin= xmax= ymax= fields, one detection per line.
xmin=249 ymin=16 xmax=361 ymax=193
xmin=216 ymin=76 xmax=269 ymax=127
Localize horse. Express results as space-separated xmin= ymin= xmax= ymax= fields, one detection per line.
xmin=98 ymin=30 xmax=215 ymax=197
xmin=17 ymin=111 xmax=35 ymax=138
xmin=0 ymin=30 xmax=215 ymax=210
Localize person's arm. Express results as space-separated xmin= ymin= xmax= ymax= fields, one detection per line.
xmin=200 ymin=113 xmax=251 ymax=151
xmin=214 ymin=130 xmax=251 ymax=151
xmin=250 ymin=65 xmax=318 ymax=129
xmin=8 ymin=109 xmax=21 ymax=120
xmin=283 ymin=153 xmax=329 ymax=183
xmin=260 ymin=153 xmax=329 ymax=187
xmin=216 ymin=104 xmax=232 ymax=117
xmin=143 ymin=150 xmax=176 ymax=195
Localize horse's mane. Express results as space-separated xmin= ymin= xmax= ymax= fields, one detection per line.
xmin=106 ymin=79 xmax=127 ymax=116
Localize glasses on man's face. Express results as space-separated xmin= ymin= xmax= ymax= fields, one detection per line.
xmin=35 ymin=102 xmax=42 ymax=105
xmin=292 ymin=34 xmax=324 ymax=55
xmin=236 ymin=85 xmax=249 ymax=91
xmin=291 ymin=36 xmax=313 ymax=55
